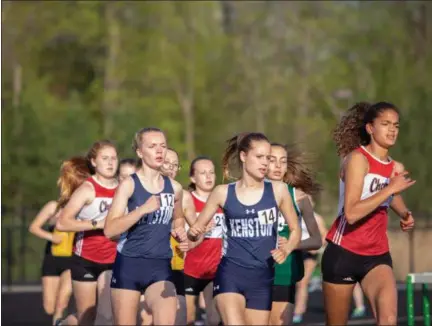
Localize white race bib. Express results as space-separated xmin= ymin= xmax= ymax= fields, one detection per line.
xmin=257 ymin=207 xmax=277 ymax=225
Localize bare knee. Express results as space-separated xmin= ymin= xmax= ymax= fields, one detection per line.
xmin=269 ymin=303 xmax=288 ymax=326
xmin=186 ymin=296 xmax=196 ymax=324
xmin=207 ymin=313 xmax=221 ymax=326
xmin=297 ymin=276 xmax=311 ymax=289
xmin=153 ymin=298 xmax=177 ymax=325
xmin=43 ymin=301 xmax=55 ymax=315
xmin=56 ymin=291 xmax=72 ymax=313
xmin=55 ymin=301 xmax=69 ymax=315
xmin=377 ymin=300 xmax=397 ymax=326
xmin=78 ymin=307 xmax=97 ymax=325
xmin=378 ymin=314 xmax=397 ymax=326
xmin=269 ymin=313 xmax=282 ymax=326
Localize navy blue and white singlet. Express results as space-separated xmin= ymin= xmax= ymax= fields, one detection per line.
xmin=213 ymin=180 xmax=279 ymax=310
xmin=111 ymin=174 xmax=176 ymax=293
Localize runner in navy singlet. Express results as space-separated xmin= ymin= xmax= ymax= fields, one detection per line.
xmin=104 ymin=128 xmax=188 ymax=325
xmin=188 ymin=132 xmax=301 ymax=325
xmin=138 ymin=147 xmax=193 ymax=326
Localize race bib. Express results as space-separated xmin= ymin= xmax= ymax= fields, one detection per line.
xmin=205 ymin=213 xmax=225 ymax=238
xmin=257 ymin=207 xmax=277 ymax=225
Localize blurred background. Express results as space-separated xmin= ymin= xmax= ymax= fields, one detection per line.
xmin=1 ymin=0 xmax=431 ymax=323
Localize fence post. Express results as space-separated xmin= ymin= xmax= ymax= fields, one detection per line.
xmin=409 ymin=230 xmax=415 ymax=273
xmin=423 ymin=284 xmax=430 ymax=326
xmin=20 ymin=220 xmax=26 ymax=283
xmin=6 ymin=230 xmax=13 ymax=288
xmin=407 ymin=274 xmax=415 ymax=326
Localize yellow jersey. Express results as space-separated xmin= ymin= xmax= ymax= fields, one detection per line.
xmin=51 ymin=229 xmax=75 ymax=257
xmin=170 ymin=236 xmax=184 ymax=270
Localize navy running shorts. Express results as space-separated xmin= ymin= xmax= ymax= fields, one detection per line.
xmin=213 ymin=258 xmax=274 ymax=311
xmin=110 ymin=252 xmax=174 ymax=293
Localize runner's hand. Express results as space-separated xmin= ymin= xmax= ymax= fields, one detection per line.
xmin=271 ymin=247 xmax=289 ymax=264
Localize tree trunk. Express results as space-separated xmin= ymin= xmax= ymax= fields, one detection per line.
xmin=296 ymin=29 xmax=311 ymax=144
xmin=102 ymin=2 xmax=120 ymax=138
xmin=12 ymin=62 xmax=23 ymax=222
xmin=220 ymin=0 xmax=234 ymax=35
xmin=175 ymin=86 xmax=195 ymax=162
xmin=175 ymin=8 xmax=196 ymax=161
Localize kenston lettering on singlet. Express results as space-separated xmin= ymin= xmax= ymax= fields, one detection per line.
xmin=138 ymin=193 xmax=174 ymax=225
xmin=230 ymin=207 xmax=277 ymax=238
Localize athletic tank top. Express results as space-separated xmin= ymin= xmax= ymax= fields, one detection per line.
xmin=274 ymin=185 xmax=304 ymax=286
xmin=222 ymin=180 xmax=278 ymax=270
xmin=184 ymin=192 xmax=224 ymax=279
xmin=74 ymin=177 xmax=117 ymax=264
xmin=117 ymin=174 xmax=175 ymax=259
xmin=44 ymin=210 xmax=60 ymax=255
xmin=326 ymin=146 xmax=394 ymax=256
xmin=45 ymin=225 xmax=56 ymax=255
xmin=171 ymin=236 xmax=184 ymax=270
xmin=51 ymin=229 xmax=75 ymax=257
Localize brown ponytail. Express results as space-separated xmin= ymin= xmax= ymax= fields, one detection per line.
xmin=222 ymin=132 xmax=269 ymax=182
xmin=271 ymin=143 xmax=322 ymax=196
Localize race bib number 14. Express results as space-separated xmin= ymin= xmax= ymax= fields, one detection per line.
xmin=258 ymin=207 xmax=277 ymax=225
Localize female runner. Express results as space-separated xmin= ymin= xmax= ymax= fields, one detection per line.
xmin=118 ymin=158 xmax=138 ymax=182
xmin=47 ymin=157 xmax=91 ymax=326
xmin=104 ymin=128 xmax=188 ymax=325
xmin=322 ymin=102 xmax=415 ymax=325
xmin=29 ymin=200 xmax=73 ymax=325
xmin=139 ymin=147 xmax=193 ymax=325
xmin=56 ymin=140 xmax=119 ymax=325
xmin=266 ymin=143 xmax=322 ymax=325
xmin=292 ymin=196 xmax=328 ymax=324
xmin=188 ymin=132 xmax=301 ymax=325
xmin=183 ymin=156 xmax=223 ymax=326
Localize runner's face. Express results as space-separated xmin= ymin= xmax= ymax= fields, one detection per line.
xmin=367 ymin=109 xmax=400 ymax=149
xmin=92 ymin=146 xmax=118 ymax=179
xmin=191 ymin=160 xmax=216 ymax=192
xmin=119 ymin=164 xmax=136 ymax=182
xmin=268 ymin=146 xmax=288 ymax=182
xmin=241 ymin=140 xmax=271 ymax=180
xmin=161 ymin=149 xmax=180 ymax=179
xmin=137 ymin=131 xmax=167 ymax=169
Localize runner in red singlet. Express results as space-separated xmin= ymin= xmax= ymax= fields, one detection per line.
xmin=321 ymin=102 xmax=415 ymax=325
xmin=56 ymin=140 xmax=119 ymax=325
xmin=183 ymin=156 xmax=222 ymax=326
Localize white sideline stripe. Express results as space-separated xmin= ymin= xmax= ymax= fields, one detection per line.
xmin=2 ymin=285 xmax=42 ymax=293
xmin=409 ymin=272 xmax=432 ymax=284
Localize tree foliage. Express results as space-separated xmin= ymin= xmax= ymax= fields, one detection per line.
xmin=2 ymin=1 xmax=432 ymax=223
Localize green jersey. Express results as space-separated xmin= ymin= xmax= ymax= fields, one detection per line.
xmin=273 ymin=185 xmax=304 ymax=286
